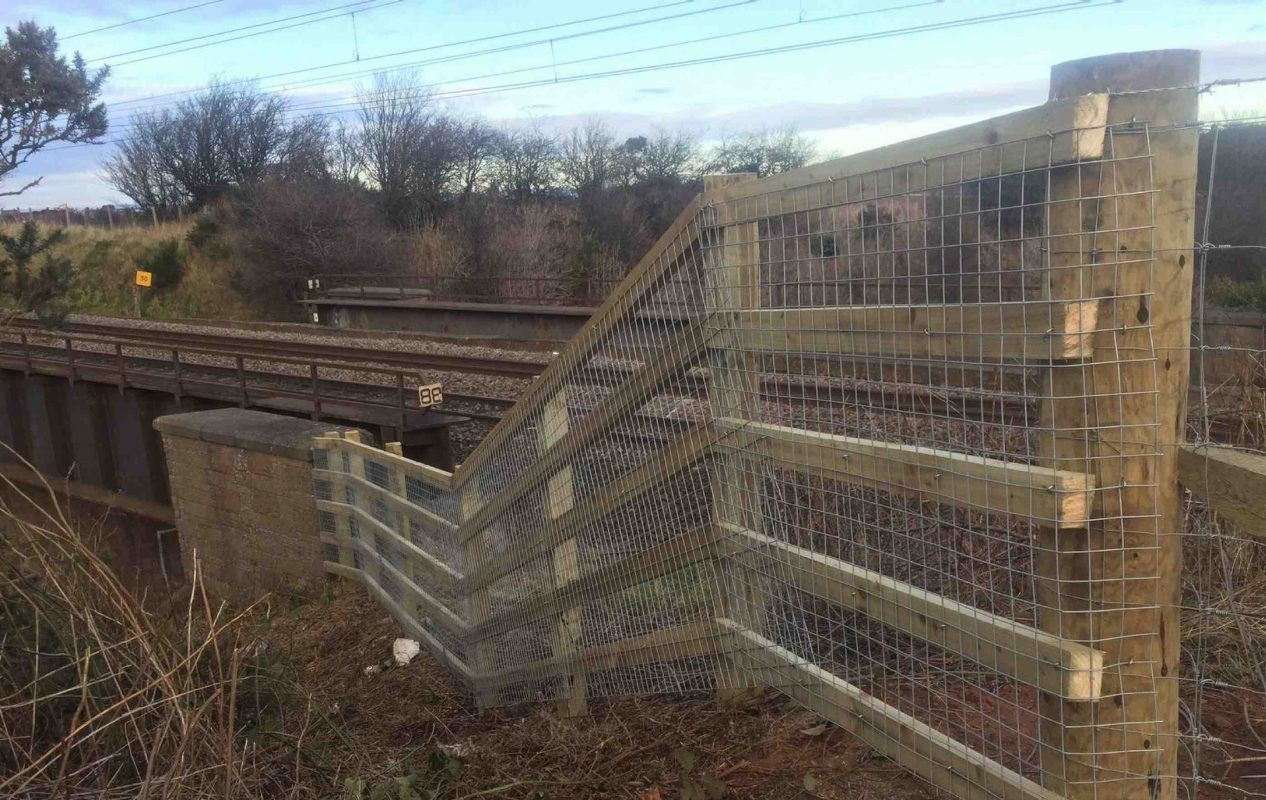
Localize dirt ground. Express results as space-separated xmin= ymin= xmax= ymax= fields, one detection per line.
xmin=253 ymin=582 xmax=937 ymax=800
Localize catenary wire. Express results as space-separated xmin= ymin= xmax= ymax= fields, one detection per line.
xmin=103 ymin=0 xmax=705 ymax=110
xmin=86 ymin=0 xmax=398 ymax=64
xmin=62 ymin=0 xmax=228 ymax=41
xmin=64 ymin=0 xmax=1112 ymax=151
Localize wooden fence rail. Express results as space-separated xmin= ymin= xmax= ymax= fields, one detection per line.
xmin=310 ymin=49 xmax=1200 ymax=800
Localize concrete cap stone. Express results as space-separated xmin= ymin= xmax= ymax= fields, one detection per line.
xmin=154 ymin=408 xmax=363 ymax=461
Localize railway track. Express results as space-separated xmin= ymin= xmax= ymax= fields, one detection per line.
xmin=1 ymin=318 xmax=1034 ymax=430
xmin=1 ymin=319 xmax=527 ymax=430
xmin=7 ymin=318 xmax=548 ymax=379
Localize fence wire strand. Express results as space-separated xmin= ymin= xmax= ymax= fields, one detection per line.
xmin=308 ymin=111 xmax=1266 ymax=800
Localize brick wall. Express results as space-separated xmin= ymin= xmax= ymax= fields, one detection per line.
xmin=155 ymin=409 xmax=358 ymax=604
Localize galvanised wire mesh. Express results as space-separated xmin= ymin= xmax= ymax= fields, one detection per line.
xmin=1180 ymin=118 xmax=1266 ymax=800
xmin=310 ymin=106 xmax=1196 ymax=799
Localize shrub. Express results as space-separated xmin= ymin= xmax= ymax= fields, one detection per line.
xmin=232 ymin=178 xmax=398 ymax=315
xmin=0 ymin=220 xmax=75 ymax=322
xmin=1209 ymin=275 xmax=1266 ymax=314
xmin=185 ymin=214 xmax=219 ymax=250
xmin=135 ymin=239 xmax=185 ymax=290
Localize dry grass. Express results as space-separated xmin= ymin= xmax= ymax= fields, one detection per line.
xmin=0 ymin=462 xmax=934 ymax=799
xmin=0 ymin=222 xmax=257 ymax=322
xmin=247 ymin=580 xmax=936 ymax=800
xmin=0 ymin=465 xmax=271 ymax=798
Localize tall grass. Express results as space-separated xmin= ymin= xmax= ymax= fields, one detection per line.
xmin=0 ymin=222 xmax=256 ymax=321
xmin=0 ymin=465 xmax=269 ymax=798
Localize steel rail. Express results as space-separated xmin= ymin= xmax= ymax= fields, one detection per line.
xmin=7 ymin=319 xmax=548 ymax=378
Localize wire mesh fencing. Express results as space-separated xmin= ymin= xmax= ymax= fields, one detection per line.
xmin=1178 ymin=116 xmax=1266 ymax=800
xmin=302 ymin=50 xmax=1260 ymax=800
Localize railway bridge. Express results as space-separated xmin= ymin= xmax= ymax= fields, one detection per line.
xmin=0 ymin=317 xmax=536 ymax=519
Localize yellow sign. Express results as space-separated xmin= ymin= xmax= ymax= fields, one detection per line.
xmin=135 ymin=270 xmax=153 ymax=287
xmin=418 ymin=383 xmax=444 ymax=408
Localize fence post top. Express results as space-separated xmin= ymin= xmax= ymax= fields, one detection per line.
xmin=702 ymin=172 xmax=759 ymax=194
xmin=1049 ymin=49 xmax=1201 ymax=99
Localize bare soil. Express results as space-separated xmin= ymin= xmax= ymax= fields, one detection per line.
xmin=256 ymin=582 xmax=936 ymax=799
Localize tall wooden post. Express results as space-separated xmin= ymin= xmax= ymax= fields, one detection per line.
xmin=541 ymin=388 xmax=586 ymax=717
xmin=703 ymin=172 xmax=769 ymax=703
xmin=1038 ymin=50 xmax=1198 ymax=800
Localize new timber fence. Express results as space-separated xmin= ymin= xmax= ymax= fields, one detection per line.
xmin=309 ymin=50 xmax=1213 ymax=800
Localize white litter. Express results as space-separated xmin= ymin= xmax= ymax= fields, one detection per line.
xmin=393 ymin=638 xmax=421 ymax=666
xmin=363 ymin=664 xmax=382 ymax=677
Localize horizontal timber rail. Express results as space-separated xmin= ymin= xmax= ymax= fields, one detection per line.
xmin=1178 ymin=443 xmax=1266 ymax=541
xmin=307 ymin=50 xmax=1200 ymax=800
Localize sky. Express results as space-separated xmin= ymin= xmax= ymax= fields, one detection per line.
xmin=4 ymin=0 xmax=1266 ymax=208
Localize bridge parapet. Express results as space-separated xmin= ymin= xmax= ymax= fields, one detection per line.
xmin=155 ymin=409 xmax=362 ymax=603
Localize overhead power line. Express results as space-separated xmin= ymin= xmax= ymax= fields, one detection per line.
xmin=220 ymin=0 xmax=1121 ymax=120
xmin=91 ymin=0 xmax=922 ymax=134
xmin=254 ymin=0 xmax=943 ymax=113
xmin=62 ymin=0 xmax=227 ymax=41
xmin=113 ymin=0 xmax=757 ymax=119
xmin=104 ymin=0 xmax=704 ymax=110
xmin=50 ymin=0 xmax=1118 ymax=153
xmin=87 ymin=0 xmax=397 ymax=65
xmin=364 ymin=1 xmax=1128 ymax=106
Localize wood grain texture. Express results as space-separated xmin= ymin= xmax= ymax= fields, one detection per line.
xmin=1178 ymin=444 xmax=1266 ymax=541
xmin=1037 ymin=49 xmax=1199 ymax=800
xmin=734 ymin=300 xmax=1100 ymax=362
xmin=715 ymin=417 xmax=1095 ymax=527
xmin=720 ymin=619 xmax=1065 ymax=800
xmin=475 ymin=620 xmax=721 ymax=692
xmin=706 ymin=94 xmax=1108 ymax=222
xmin=725 ymin=522 xmax=1103 ymax=699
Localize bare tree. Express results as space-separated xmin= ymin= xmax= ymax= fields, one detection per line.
xmin=491 ymin=128 xmax=557 ymax=201
xmin=328 ymin=119 xmax=363 ymax=186
xmin=1 ymin=22 xmax=109 ymax=197
xmin=104 ymin=80 xmax=305 ymax=210
xmin=355 ymin=71 xmax=463 ymax=225
xmin=449 ymin=119 xmax=499 ymax=203
xmin=706 ymin=126 xmax=815 ymax=176
xmin=103 ymin=121 xmax=187 ymax=211
xmin=276 ymin=114 xmax=331 ymax=183
xmin=614 ymin=129 xmax=699 ymax=187
xmin=559 ymin=121 xmax=616 ymax=196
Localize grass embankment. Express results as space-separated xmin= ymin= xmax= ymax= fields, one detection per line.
xmin=0 ymin=221 xmax=257 ymax=321
xmin=0 ymin=473 xmax=931 ymax=799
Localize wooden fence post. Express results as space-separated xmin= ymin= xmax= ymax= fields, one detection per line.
xmin=541 ymin=388 xmax=586 ymax=717
xmin=1038 ymin=50 xmax=1198 ymax=800
xmin=703 ymin=172 xmax=768 ymax=703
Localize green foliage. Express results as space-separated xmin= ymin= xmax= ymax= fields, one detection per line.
xmin=135 ymin=239 xmax=185 ymax=290
xmin=0 ymin=220 xmax=74 ymax=320
xmin=0 ymin=22 xmax=109 ymax=196
xmin=1209 ymin=275 xmax=1266 ymax=314
xmin=185 ymin=215 xmax=220 ymax=250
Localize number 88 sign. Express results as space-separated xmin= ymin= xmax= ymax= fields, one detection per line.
xmin=417 ymin=383 xmax=444 ymax=408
